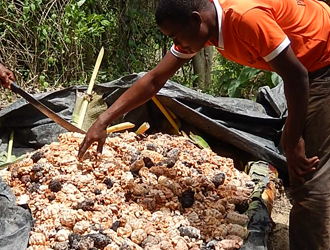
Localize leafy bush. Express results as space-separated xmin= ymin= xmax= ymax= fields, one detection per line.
xmin=0 ymin=0 xmax=162 ymax=89
xmin=210 ymin=53 xmax=281 ymax=99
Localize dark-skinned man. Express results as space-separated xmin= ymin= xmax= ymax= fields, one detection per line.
xmin=78 ymin=0 xmax=330 ymax=248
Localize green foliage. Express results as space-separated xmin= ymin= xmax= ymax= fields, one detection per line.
xmin=0 ymin=0 xmax=112 ymax=88
xmin=0 ymin=0 xmax=162 ymax=88
xmin=171 ymin=60 xmax=199 ymax=89
xmin=209 ymin=53 xmax=279 ymax=98
xmin=107 ymin=0 xmax=165 ymax=78
xmin=169 ymin=51 xmax=280 ymax=100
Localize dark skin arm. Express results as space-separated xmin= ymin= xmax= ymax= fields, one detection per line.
xmin=0 ymin=63 xmax=15 ymax=89
xmin=78 ymin=51 xmax=189 ymax=159
xmin=268 ymin=45 xmax=319 ymax=182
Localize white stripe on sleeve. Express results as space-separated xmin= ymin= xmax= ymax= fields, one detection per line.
xmin=263 ymin=37 xmax=291 ymax=62
xmin=170 ymin=45 xmax=196 ymax=59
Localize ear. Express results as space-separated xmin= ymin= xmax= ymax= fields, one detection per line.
xmin=191 ymin=11 xmax=202 ymax=26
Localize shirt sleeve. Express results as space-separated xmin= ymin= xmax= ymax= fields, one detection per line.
xmin=170 ymin=45 xmax=196 ymax=59
xmin=237 ymin=8 xmax=290 ymax=62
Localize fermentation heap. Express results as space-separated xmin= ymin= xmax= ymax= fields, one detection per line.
xmin=1 ymin=132 xmax=253 ymax=250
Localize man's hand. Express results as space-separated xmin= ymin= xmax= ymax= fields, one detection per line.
xmin=77 ymin=52 xmax=188 ymax=159
xmin=77 ymin=118 xmax=108 ymax=159
xmin=282 ymin=132 xmax=319 ymax=182
xmin=0 ymin=63 xmax=15 ymax=89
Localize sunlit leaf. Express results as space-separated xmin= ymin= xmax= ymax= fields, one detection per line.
xmin=271 ymin=72 xmax=283 ymax=86
xmin=101 ymin=20 xmax=110 ymax=26
xmin=77 ymin=0 xmax=86 ymax=7
xmin=189 ymin=132 xmax=210 ymax=149
xmin=228 ymin=67 xmax=260 ymax=97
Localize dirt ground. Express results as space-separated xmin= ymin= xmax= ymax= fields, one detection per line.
xmin=0 ymin=89 xmax=18 ymax=110
xmin=267 ymin=187 xmax=292 ymax=250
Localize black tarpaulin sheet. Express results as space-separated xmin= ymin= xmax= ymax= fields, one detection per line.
xmin=0 ymin=72 xmax=287 ymax=170
xmin=0 ymin=177 xmax=32 ymax=250
xmin=0 ymin=72 xmax=288 ymax=249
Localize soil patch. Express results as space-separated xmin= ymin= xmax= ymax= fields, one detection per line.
xmin=267 ymin=187 xmax=292 ymax=250
xmin=0 ymin=89 xmax=18 ymax=110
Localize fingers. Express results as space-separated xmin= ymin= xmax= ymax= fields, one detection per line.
xmin=0 ymin=73 xmax=6 ymax=86
xmin=78 ymin=135 xmax=107 ymax=159
xmin=0 ymin=74 xmax=12 ymax=89
xmin=292 ymin=163 xmax=313 ymax=179
xmin=3 ymin=75 xmax=11 ymax=88
xmin=296 ymin=156 xmax=318 ymax=173
xmin=97 ymin=137 xmax=106 ymax=154
xmin=8 ymin=72 xmax=15 ymax=82
xmin=289 ymin=166 xmax=305 ymax=183
xmin=78 ymin=120 xmax=108 ymax=159
xmin=0 ymin=65 xmax=14 ymax=88
xmin=78 ymin=137 xmax=92 ymax=159
xmin=303 ymin=156 xmax=319 ymax=168
xmin=289 ymin=155 xmax=319 ymax=183
xmin=285 ymin=136 xmax=319 ymax=183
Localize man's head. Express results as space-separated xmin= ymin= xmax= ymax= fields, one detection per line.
xmin=155 ymin=0 xmax=210 ymax=27
xmin=156 ymin=0 xmax=215 ymax=53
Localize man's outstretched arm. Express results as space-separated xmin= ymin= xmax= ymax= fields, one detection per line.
xmin=78 ymin=51 xmax=189 ymax=158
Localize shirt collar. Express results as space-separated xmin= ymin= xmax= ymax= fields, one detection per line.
xmin=212 ymin=0 xmax=224 ymax=50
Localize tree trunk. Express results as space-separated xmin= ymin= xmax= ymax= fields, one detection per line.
xmin=192 ymin=47 xmax=214 ymax=90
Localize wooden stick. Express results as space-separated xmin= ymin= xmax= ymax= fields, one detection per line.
xmin=77 ymin=47 xmax=104 ymax=129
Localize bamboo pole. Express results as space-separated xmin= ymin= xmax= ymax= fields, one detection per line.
xmin=135 ymin=122 xmax=150 ymax=134
xmin=106 ymin=122 xmax=135 ymax=134
xmin=151 ymin=96 xmax=180 ymax=135
xmin=77 ymin=47 xmax=104 ymax=129
xmin=6 ymin=131 xmax=14 ymax=163
xmin=165 ymin=106 xmax=178 ymax=120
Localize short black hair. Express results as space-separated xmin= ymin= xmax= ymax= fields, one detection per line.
xmin=155 ymin=0 xmax=210 ymax=26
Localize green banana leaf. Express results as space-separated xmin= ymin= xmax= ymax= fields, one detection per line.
xmin=0 ymin=152 xmax=26 ymax=170
xmin=189 ymin=132 xmax=210 ymax=149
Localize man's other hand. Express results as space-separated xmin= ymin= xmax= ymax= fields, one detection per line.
xmin=0 ymin=64 xmax=15 ymax=89
xmin=284 ymin=136 xmax=319 ymax=182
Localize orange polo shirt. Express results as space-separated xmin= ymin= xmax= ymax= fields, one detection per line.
xmin=171 ymin=0 xmax=330 ymax=72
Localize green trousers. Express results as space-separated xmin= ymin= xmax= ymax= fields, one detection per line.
xmin=289 ymin=64 xmax=330 ymax=250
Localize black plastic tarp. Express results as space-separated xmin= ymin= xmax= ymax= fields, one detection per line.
xmin=0 ymin=72 xmax=288 ymax=249
xmin=0 ymin=72 xmax=287 ymax=170
xmin=0 ymin=177 xmax=32 ymax=250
